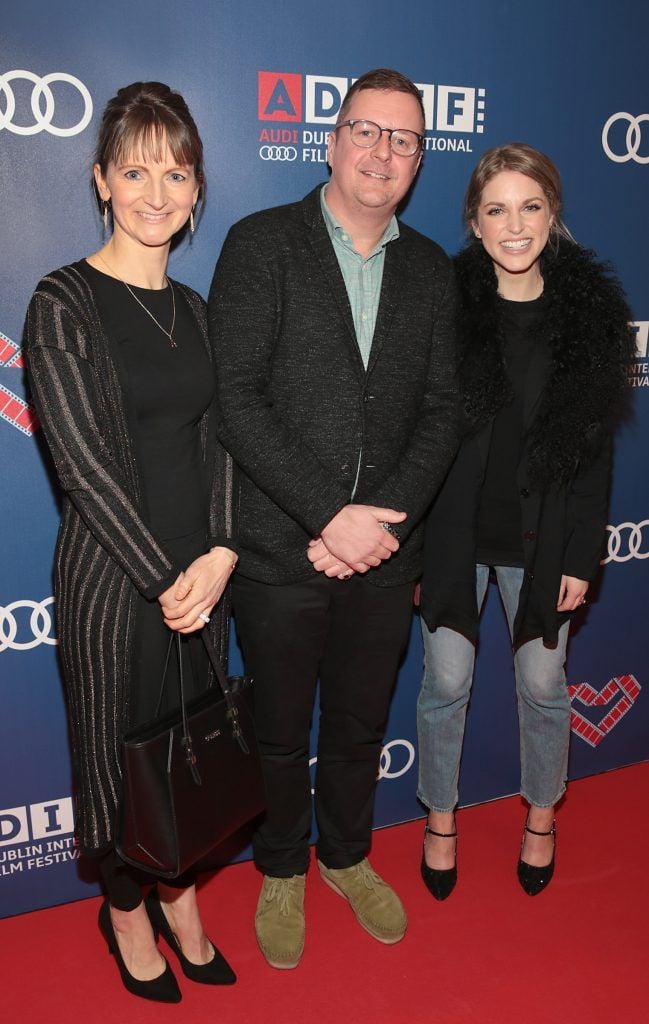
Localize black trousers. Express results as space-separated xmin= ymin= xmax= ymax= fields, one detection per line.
xmin=232 ymin=573 xmax=414 ymax=877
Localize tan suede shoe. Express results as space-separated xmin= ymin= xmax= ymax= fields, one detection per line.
xmin=255 ymin=874 xmax=306 ymax=969
xmin=317 ymin=858 xmax=407 ymax=944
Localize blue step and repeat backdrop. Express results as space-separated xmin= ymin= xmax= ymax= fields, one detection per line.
xmin=1 ymin=0 xmax=647 ymax=917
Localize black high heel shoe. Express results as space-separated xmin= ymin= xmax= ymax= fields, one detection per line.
xmin=517 ymin=820 xmax=556 ymax=896
xmin=98 ymin=899 xmax=182 ymax=1003
xmin=420 ymin=822 xmax=457 ymax=901
xmin=145 ymin=891 xmax=236 ymax=985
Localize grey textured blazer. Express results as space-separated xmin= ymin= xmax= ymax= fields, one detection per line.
xmin=208 ymin=185 xmax=459 ymax=586
xmin=24 ymin=263 xmax=235 ymax=855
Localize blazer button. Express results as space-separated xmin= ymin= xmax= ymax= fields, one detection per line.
xmin=341 ymin=463 xmax=351 ymax=474
xmin=526 ymin=571 xmax=535 ymax=580
xmin=523 ymin=530 xmax=536 ymax=541
xmin=520 ymin=487 xmax=530 ymax=498
xmin=363 ymin=394 xmax=375 ymax=403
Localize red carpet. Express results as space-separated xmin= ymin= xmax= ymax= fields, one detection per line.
xmin=3 ymin=763 xmax=648 ymax=1024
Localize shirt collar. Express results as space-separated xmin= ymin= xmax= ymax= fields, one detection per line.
xmin=320 ymin=184 xmax=399 ymax=256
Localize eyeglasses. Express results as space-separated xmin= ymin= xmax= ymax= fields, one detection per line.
xmin=336 ymin=119 xmax=423 ymax=157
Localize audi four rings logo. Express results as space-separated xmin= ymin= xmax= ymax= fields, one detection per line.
xmin=308 ymin=739 xmax=415 ymax=793
xmin=259 ymin=145 xmax=298 ymax=161
xmin=378 ymin=739 xmax=416 ymax=780
xmin=0 ymin=71 xmax=92 ymax=137
xmin=0 ymin=599 xmax=57 ymax=652
xmin=602 ymin=521 xmax=649 ymax=564
xmin=601 ymin=113 xmax=649 ymax=164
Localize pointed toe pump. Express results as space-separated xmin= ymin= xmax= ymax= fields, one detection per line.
xmin=98 ymin=899 xmax=182 ymax=1003
xmin=145 ymin=891 xmax=236 ymax=985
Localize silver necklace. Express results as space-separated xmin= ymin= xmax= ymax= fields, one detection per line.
xmin=95 ymin=252 xmax=177 ymax=347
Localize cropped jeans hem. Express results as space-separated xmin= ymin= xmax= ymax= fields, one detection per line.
xmin=520 ymin=781 xmax=566 ymax=809
xmin=416 ymin=791 xmax=457 ymax=815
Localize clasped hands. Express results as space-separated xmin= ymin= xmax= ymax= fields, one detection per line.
xmin=308 ymin=504 xmax=406 ymax=579
xmin=157 ymin=546 xmax=238 ymax=633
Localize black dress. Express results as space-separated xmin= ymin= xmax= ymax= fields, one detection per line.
xmin=25 ymin=263 xmax=236 ymax=862
xmin=73 ymin=263 xmax=221 ymax=905
xmin=78 ymin=261 xmax=215 ymax=722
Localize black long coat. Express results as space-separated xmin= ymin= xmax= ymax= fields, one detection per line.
xmin=419 ymin=240 xmax=634 ymax=648
xmin=207 ymin=186 xmax=460 ymax=586
xmin=24 ymin=264 xmax=236 ymax=855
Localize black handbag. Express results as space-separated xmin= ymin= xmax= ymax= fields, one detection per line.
xmin=116 ymin=630 xmax=265 ymax=878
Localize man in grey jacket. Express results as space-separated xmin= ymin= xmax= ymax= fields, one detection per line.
xmin=208 ymin=68 xmax=458 ymax=968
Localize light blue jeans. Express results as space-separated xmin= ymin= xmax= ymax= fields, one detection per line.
xmin=417 ymin=564 xmax=570 ymax=811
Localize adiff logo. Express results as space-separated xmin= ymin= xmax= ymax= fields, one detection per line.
xmin=0 ymin=331 xmax=39 ymax=436
xmin=256 ymin=72 xmax=486 ymax=163
xmin=0 ymin=797 xmax=74 ymax=847
xmin=258 ymin=72 xmax=302 ymax=122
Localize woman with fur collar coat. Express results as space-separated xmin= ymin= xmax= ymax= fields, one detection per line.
xmin=417 ymin=143 xmax=634 ymax=902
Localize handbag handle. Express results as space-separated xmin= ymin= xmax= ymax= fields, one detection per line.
xmin=153 ymin=633 xmax=178 ymax=720
xmin=153 ymin=633 xmax=203 ymax=785
xmin=152 ymin=629 xmax=251 ymax=783
xmin=201 ymin=629 xmax=251 ymax=757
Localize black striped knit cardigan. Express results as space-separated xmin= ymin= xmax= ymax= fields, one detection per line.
xmin=24 ymin=262 xmax=236 ymax=856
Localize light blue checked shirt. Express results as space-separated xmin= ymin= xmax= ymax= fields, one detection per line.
xmin=320 ymin=185 xmax=400 ymax=495
xmin=320 ymin=184 xmax=399 ymax=370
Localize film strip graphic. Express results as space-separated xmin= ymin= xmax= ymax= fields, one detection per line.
xmin=0 ymin=331 xmax=39 ymax=435
xmin=569 ymin=674 xmax=641 ymax=748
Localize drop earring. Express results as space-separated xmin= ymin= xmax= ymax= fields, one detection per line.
xmin=190 ymin=205 xmax=196 ymax=236
xmin=102 ymin=200 xmax=110 ymax=231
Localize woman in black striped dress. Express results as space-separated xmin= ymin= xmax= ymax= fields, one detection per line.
xmin=25 ymin=82 xmax=237 ymax=1002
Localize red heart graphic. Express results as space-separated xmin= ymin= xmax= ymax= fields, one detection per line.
xmin=569 ymin=674 xmax=641 ymax=747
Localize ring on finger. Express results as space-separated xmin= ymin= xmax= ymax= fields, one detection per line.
xmin=379 ymin=522 xmax=400 ymax=540
xmin=198 ymin=611 xmax=210 ymax=624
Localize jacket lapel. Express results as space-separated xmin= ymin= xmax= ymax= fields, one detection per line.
xmin=366 ymin=237 xmax=407 ymax=376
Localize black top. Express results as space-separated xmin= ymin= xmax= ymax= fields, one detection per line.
xmin=79 ymin=261 xmax=214 ymax=540
xmin=476 ymin=294 xmax=544 ymax=567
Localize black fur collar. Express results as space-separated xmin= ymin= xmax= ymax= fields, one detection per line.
xmin=454 ymin=239 xmax=634 ymax=485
